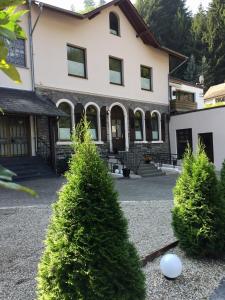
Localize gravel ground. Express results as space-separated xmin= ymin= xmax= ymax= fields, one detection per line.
xmin=0 ymin=175 xmax=225 ymax=299
xmin=144 ymin=247 xmax=225 ymax=300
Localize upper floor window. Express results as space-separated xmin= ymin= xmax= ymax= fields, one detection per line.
xmin=109 ymin=57 xmax=123 ymax=85
xmin=67 ymin=45 xmax=87 ymax=78
xmin=58 ymin=102 xmax=73 ymax=141
xmin=109 ymin=12 xmax=120 ymax=36
xmin=141 ymin=65 xmax=152 ymax=91
xmin=6 ymin=38 xmax=26 ymax=67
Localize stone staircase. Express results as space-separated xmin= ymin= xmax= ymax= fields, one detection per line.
xmin=137 ymin=162 xmax=164 ymax=177
xmin=118 ymin=151 xmax=165 ymax=178
xmin=0 ymin=156 xmax=56 ymax=181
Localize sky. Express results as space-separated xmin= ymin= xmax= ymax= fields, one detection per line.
xmin=42 ymin=0 xmax=211 ymax=14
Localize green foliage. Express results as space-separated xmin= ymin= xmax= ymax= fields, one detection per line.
xmin=37 ymin=121 xmax=146 ymax=300
xmin=184 ymin=54 xmax=197 ymax=82
xmin=135 ymin=0 xmax=192 ymax=55
xmin=0 ymin=0 xmax=27 ymax=83
xmin=82 ymin=0 xmax=96 ymax=13
xmin=204 ymin=0 xmax=225 ymax=90
xmin=172 ymin=144 xmax=225 ymax=257
xmin=219 ymin=160 xmax=225 ymax=201
xmin=0 ymin=164 xmax=37 ymax=196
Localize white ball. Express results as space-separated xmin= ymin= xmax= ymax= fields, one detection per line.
xmin=160 ymin=254 xmax=182 ymax=279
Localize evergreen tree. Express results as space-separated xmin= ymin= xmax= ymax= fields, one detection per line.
xmin=220 ymin=160 xmax=225 ymax=200
xmin=37 ymin=121 xmax=146 ymax=300
xmin=184 ymin=54 xmax=197 ymax=82
xmin=135 ymin=0 xmax=192 ymax=55
xmin=204 ymin=0 xmax=225 ymax=89
xmin=172 ymin=144 xmax=225 ymax=257
xmin=99 ymin=0 xmax=106 ymax=5
xmin=83 ymin=0 xmax=96 ymax=12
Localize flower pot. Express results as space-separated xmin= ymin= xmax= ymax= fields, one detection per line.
xmin=122 ymin=168 xmax=130 ymax=178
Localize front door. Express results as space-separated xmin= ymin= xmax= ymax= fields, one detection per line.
xmin=111 ymin=105 xmax=125 ymax=153
xmin=199 ymin=132 xmax=214 ymax=162
xmin=0 ymin=115 xmax=30 ymax=157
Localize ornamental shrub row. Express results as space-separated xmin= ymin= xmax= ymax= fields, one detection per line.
xmin=172 ymin=144 xmax=225 ymax=258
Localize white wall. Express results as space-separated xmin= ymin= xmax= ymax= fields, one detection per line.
xmin=169 ymin=107 xmax=225 ymax=170
xmin=170 ymin=81 xmax=204 ymax=109
xmin=32 ymin=5 xmax=169 ymax=105
xmin=0 ymin=13 xmax=32 ymax=91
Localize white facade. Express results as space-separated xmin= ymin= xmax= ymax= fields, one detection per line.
xmin=169 ymin=78 xmax=204 ymax=109
xmin=169 ymin=107 xmax=225 ymax=170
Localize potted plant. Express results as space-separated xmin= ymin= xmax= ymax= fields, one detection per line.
xmin=144 ymin=154 xmax=152 ymax=164
xmin=122 ymin=168 xmax=130 ymax=178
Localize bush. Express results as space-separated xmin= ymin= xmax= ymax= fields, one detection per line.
xmin=37 ymin=121 xmax=146 ymax=300
xmin=172 ymin=144 xmax=225 ymax=257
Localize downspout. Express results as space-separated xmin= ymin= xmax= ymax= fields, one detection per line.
xmin=167 ymin=56 xmax=189 ymax=159
xmin=28 ymin=0 xmax=43 ymax=91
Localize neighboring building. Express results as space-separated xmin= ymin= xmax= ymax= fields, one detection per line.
xmin=204 ymin=82 xmax=225 ymax=107
xmin=169 ymin=77 xmax=204 ymax=113
xmin=169 ymin=106 xmax=225 ymax=170
xmin=0 ymin=0 xmax=186 ymax=175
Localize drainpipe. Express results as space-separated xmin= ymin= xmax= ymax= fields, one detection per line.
xmin=28 ymin=0 xmax=43 ymax=91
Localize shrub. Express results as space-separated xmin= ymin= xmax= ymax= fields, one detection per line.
xmin=37 ymin=121 xmax=146 ymax=300
xmin=172 ymin=144 xmax=225 ymax=257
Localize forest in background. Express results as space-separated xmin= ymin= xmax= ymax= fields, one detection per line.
xmin=82 ymin=0 xmax=224 ymax=90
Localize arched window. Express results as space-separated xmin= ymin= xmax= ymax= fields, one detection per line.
xmin=134 ymin=111 xmax=143 ymax=141
xmin=151 ymin=112 xmax=160 ymax=141
xmin=86 ymin=105 xmax=98 ymax=141
xmin=58 ymin=102 xmax=73 ymax=141
xmin=109 ymin=12 xmax=120 ymax=36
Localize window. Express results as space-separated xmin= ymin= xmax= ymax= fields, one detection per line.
xmin=176 ymin=91 xmax=195 ymax=102
xmin=134 ymin=111 xmax=143 ymax=141
xmin=6 ymin=38 xmax=26 ymax=67
xmin=67 ymin=45 xmax=86 ymax=78
xmin=109 ymin=12 xmax=120 ymax=36
xmin=141 ymin=65 xmax=152 ymax=91
xmin=86 ymin=105 xmax=98 ymax=141
xmin=58 ymin=102 xmax=72 ymax=141
xmin=151 ymin=112 xmax=159 ymax=141
xmin=109 ymin=57 xmax=123 ymax=85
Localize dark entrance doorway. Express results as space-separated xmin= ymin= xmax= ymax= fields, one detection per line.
xmin=0 ymin=115 xmax=30 ymax=157
xmin=199 ymin=132 xmax=214 ymax=162
xmin=111 ymin=105 xmax=125 ymax=153
xmin=176 ymin=128 xmax=192 ymax=159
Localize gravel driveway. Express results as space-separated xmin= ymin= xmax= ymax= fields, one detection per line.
xmin=0 ymin=174 xmax=224 ymax=300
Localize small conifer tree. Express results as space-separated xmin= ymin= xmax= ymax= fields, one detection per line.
xmin=172 ymin=144 xmax=225 ymax=257
xmin=37 ymin=121 xmax=146 ymax=300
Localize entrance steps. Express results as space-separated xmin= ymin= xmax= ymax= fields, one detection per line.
xmin=0 ymin=156 xmax=56 ymax=181
xmin=137 ymin=162 xmax=165 ymax=177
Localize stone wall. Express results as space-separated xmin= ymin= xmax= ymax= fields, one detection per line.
xmin=37 ymin=88 xmax=170 ymax=173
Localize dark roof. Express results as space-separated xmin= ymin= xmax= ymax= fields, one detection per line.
xmin=34 ymin=0 xmax=187 ymax=60
xmin=0 ymin=88 xmax=66 ymax=116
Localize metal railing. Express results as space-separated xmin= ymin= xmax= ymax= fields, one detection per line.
xmin=37 ymin=137 xmax=51 ymax=164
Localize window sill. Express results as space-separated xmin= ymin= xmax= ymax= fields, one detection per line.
xmin=134 ymin=141 xmax=148 ymax=144
xmin=68 ymin=73 xmax=88 ymax=79
xmin=110 ymin=82 xmax=124 ymax=87
xmin=14 ymin=65 xmax=29 ymax=70
xmin=56 ymin=141 xmax=104 ymax=145
xmin=151 ymin=140 xmax=164 ymax=144
xmin=56 ymin=141 xmax=72 ymax=145
xmin=141 ymin=88 xmax=153 ymax=92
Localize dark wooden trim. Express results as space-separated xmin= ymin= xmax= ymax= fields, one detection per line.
xmin=142 ymin=241 xmax=179 ymax=267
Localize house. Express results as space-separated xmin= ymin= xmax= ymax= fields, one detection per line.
xmin=204 ymin=82 xmax=225 ymax=107
xmin=169 ymin=77 xmax=204 ymax=112
xmin=0 ymin=0 xmax=186 ymax=177
xmin=169 ymin=106 xmax=225 ymax=170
